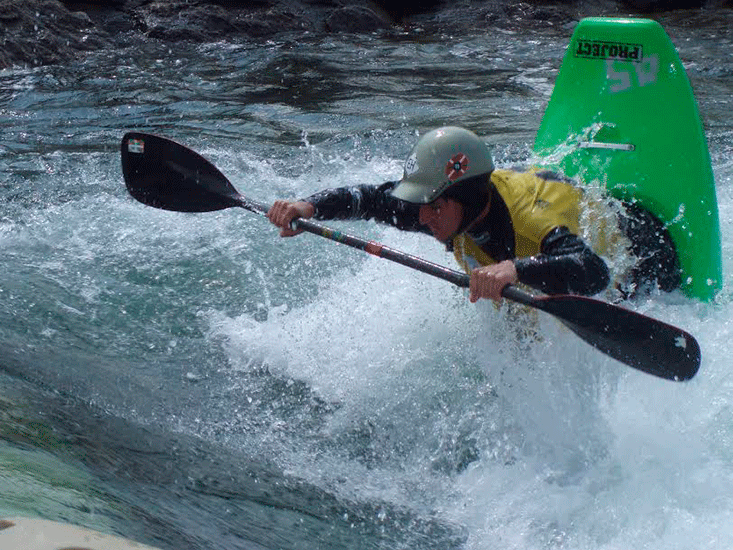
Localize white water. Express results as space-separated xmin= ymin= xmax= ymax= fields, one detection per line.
xmin=200 ymin=141 xmax=733 ymax=549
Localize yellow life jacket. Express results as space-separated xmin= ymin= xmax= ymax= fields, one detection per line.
xmin=452 ymin=169 xmax=582 ymax=273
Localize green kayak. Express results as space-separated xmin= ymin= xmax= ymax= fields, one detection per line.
xmin=534 ymin=17 xmax=721 ymax=301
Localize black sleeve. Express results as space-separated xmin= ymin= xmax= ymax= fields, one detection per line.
xmin=514 ymin=227 xmax=610 ymax=296
xmin=303 ymin=181 xmax=428 ymax=233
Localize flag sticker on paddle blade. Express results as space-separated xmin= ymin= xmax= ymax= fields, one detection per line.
xmin=128 ymin=138 xmax=145 ymax=154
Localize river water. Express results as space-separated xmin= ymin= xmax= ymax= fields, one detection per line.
xmin=1 ymin=10 xmax=733 ymax=550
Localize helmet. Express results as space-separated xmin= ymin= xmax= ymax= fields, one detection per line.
xmin=391 ymin=126 xmax=494 ymax=204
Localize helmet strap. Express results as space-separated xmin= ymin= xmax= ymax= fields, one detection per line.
xmin=441 ymin=173 xmax=492 ymax=236
xmin=461 ymin=193 xmax=492 ymax=235
xmin=441 ymin=177 xmax=493 ymax=248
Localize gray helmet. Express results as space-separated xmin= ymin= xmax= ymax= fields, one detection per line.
xmin=391 ymin=126 xmax=494 ymax=204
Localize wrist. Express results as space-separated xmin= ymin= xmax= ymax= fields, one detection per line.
xmin=294 ymin=201 xmax=315 ymax=218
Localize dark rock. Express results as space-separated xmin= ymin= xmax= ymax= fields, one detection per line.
xmin=200 ymin=0 xmax=276 ymax=6
xmin=0 ymin=0 xmax=109 ymax=69
xmin=0 ymin=0 xmax=727 ymax=68
xmin=620 ymin=0 xmax=705 ymax=10
xmin=325 ymin=5 xmax=394 ymax=32
xmin=143 ymin=2 xmax=238 ymax=42
xmin=494 ymin=1 xmax=575 ymax=28
xmin=230 ymin=6 xmax=312 ymax=38
xmin=367 ymin=0 xmax=445 ymax=24
xmin=61 ymin=0 xmax=127 ymax=8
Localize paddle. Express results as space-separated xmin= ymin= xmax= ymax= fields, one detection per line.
xmin=120 ymin=131 xmax=701 ymax=382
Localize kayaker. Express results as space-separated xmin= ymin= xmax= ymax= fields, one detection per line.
xmin=266 ymin=126 xmax=678 ymax=302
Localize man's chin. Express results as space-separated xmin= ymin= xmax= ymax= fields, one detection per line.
xmin=426 ymin=226 xmax=452 ymax=244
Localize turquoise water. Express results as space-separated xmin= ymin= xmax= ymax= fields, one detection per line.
xmin=2 ymin=12 xmax=733 ymax=550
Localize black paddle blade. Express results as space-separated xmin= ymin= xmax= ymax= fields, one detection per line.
xmin=537 ymin=294 xmax=700 ymax=381
xmin=121 ymin=132 xmax=243 ymax=212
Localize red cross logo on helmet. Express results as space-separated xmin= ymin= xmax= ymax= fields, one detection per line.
xmin=445 ymin=153 xmax=468 ymax=181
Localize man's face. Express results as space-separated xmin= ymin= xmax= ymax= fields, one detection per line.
xmin=418 ymin=197 xmax=463 ymax=243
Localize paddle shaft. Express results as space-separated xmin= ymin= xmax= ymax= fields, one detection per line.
xmin=237 ymin=196 xmax=472 ymax=289
xmin=235 ymin=197 xmax=634 ymax=320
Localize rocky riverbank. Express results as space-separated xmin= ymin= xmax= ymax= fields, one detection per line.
xmin=1 ymin=0 xmax=731 ymax=69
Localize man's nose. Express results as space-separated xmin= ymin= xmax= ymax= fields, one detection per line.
xmin=419 ymin=204 xmax=435 ymax=225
